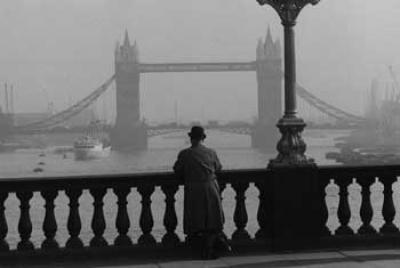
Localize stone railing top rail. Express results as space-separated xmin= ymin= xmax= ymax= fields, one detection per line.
xmin=318 ymin=164 xmax=400 ymax=177
xmin=0 ymin=168 xmax=267 ymax=192
xmin=1 ymin=165 xmax=400 ymax=192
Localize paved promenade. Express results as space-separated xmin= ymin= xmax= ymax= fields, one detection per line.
xmin=9 ymin=249 xmax=400 ymax=267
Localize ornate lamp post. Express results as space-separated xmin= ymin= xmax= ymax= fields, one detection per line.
xmin=257 ymin=0 xmax=320 ymax=167
xmin=256 ymin=2 xmax=322 ymax=250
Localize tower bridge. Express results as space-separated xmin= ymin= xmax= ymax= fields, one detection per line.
xmin=111 ymin=29 xmax=282 ymax=150
xmin=14 ymin=29 xmax=365 ymax=150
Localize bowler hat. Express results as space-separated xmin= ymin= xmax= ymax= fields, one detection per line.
xmin=188 ymin=126 xmax=206 ymax=139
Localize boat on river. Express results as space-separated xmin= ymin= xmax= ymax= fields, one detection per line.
xmin=74 ymin=136 xmax=110 ymax=160
xmin=73 ymin=121 xmax=110 ymax=160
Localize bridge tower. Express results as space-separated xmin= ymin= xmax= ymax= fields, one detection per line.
xmin=111 ymin=31 xmax=147 ymax=150
xmin=252 ymin=28 xmax=282 ymax=150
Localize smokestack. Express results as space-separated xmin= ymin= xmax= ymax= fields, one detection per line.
xmin=4 ymin=83 xmax=8 ymax=114
xmin=10 ymin=84 xmax=14 ymax=114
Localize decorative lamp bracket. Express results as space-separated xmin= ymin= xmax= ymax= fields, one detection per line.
xmin=256 ymin=0 xmax=320 ymax=26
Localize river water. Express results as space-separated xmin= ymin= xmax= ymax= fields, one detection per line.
xmin=2 ymin=129 xmax=363 ymax=249
xmin=0 ymin=128 xmax=347 ymax=178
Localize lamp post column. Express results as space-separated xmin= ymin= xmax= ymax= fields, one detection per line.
xmin=284 ymin=23 xmax=296 ymax=118
xmin=256 ymin=0 xmax=320 ymax=167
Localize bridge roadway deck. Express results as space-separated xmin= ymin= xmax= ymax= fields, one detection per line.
xmin=6 ymin=248 xmax=400 ymax=267
xmin=138 ymin=62 xmax=256 ymax=73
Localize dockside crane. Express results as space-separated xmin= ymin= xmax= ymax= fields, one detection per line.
xmin=388 ymin=65 xmax=400 ymax=102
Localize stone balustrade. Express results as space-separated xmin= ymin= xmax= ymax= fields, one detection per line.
xmin=1 ymin=165 xmax=400 ymax=259
xmin=319 ymin=165 xmax=400 ymax=248
xmin=0 ymin=169 xmax=266 ymax=256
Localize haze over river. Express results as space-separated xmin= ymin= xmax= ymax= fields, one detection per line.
xmin=0 ymin=129 xmax=347 ymax=178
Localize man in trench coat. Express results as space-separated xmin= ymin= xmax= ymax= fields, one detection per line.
xmin=173 ymin=126 xmax=229 ymax=259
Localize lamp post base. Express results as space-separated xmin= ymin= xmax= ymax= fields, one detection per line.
xmin=268 ymin=116 xmax=315 ymax=168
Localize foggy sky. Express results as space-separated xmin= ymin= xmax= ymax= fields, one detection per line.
xmin=0 ymin=0 xmax=399 ymax=124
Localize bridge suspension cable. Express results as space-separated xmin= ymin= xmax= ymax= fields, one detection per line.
xmin=16 ymin=75 xmax=115 ymax=131
xmin=296 ymin=85 xmax=365 ymax=124
xmin=276 ymin=70 xmax=365 ymax=124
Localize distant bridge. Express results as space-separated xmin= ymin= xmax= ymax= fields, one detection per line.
xmin=14 ymin=75 xmax=364 ymax=131
xmin=146 ymin=126 xmax=252 ymax=138
xmin=13 ymin=76 xmax=365 ymax=133
xmin=12 ymin=30 xmax=365 ymax=149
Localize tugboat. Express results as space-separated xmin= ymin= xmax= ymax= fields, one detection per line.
xmin=74 ymin=120 xmax=110 ymax=160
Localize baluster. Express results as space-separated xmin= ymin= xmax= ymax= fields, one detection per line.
xmin=161 ymin=184 xmax=180 ymax=247
xmin=41 ymin=189 xmax=59 ymax=249
xmin=319 ymin=178 xmax=331 ymax=236
xmin=357 ymin=176 xmax=376 ymax=234
xmin=217 ymin=180 xmax=229 ymax=240
xmin=66 ymin=188 xmax=83 ymax=248
xmin=90 ymin=187 xmax=107 ymax=247
xmin=255 ymin=181 xmax=268 ymax=240
xmin=380 ymin=175 xmax=399 ymax=234
xmin=335 ymin=177 xmax=354 ymax=235
xmin=232 ymin=182 xmax=250 ymax=241
xmin=217 ymin=180 xmax=226 ymax=218
xmin=113 ymin=187 xmax=132 ymax=246
xmin=137 ymin=185 xmax=156 ymax=245
xmin=16 ymin=191 xmax=34 ymax=250
xmin=0 ymin=192 xmax=9 ymax=251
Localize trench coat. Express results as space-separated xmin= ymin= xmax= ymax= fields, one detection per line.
xmin=173 ymin=144 xmax=224 ymax=235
